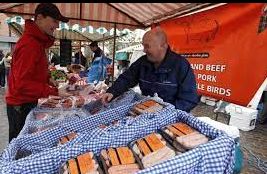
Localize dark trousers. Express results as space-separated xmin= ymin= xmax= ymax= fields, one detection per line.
xmin=6 ymin=67 xmax=10 ymax=85
xmin=0 ymin=68 xmax=5 ymax=87
xmin=7 ymin=102 xmax=37 ymax=142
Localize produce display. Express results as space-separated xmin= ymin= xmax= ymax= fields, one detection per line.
xmin=50 ymin=69 xmax=67 ymax=82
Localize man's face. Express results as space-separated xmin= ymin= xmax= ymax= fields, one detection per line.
xmin=38 ymin=14 xmax=59 ymax=36
xmin=142 ymin=33 xmax=165 ymax=64
xmin=90 ymin=46 xmax=97 ymax=52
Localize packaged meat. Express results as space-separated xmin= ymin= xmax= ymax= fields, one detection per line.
xmin=38 ymin=94 xmax=96 ymax=109
xmin=34 ymin=112 xmax=50 ymax=121
xmin=74 ymin=96 xmax=86 ymax=108
xmin=130 ymin=133 xmax=176 ymax=169
xmin=59 ymin=132 xmax=77 ymax=145
xmin=60 ymin=151 xmax=102 ymax=174
xmin=161 ymin=122 xmax=209 ymax=151
xmin=38 ymin=97 xmax=61 ymax=108
xmin=62 ymin=98 xmax=74 ymax=109
xmin=128 ymin=100 xmax=164 ymax=117
xmin=98 ymin=120 xmax=119 ymax=129
xmin=99 ymin=146 xmax=140 ymax=174
xmin=30 ymin=125 xmax=56 ymax=134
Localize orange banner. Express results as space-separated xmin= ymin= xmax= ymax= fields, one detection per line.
xmin=159 ymin=3 xmax=267 ymax=106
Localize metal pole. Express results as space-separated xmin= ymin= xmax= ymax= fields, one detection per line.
xmin=79 ymin=41 xmax=81 ymax=64
xmin=112 ymin=23 xmax=117 ymax=83
xmin=102 ymin=34 xmax=105 ymax=52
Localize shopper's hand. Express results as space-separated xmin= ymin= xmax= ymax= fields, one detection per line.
xmin=101 ymin=93 xmax=113 ymax=105
xmin=49 ymin=78 xmax=59 ymax=87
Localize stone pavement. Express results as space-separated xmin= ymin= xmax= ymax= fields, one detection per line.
xmin=191 ymin=103 xmax=267 ymax=174
xmin=0 ymin=88 xmax=266 ymax=173
xmin=0 ymin=88 xmax=8 ymax=152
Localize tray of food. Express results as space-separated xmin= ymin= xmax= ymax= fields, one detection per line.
xmin=99 ymin=146 xmax=141 ymax=174
xmin=160 ymin=122 xmax=209 ymax=152
xmin=128 ymin=99 xmax=165 ymax=117
xmin=60 ymin=151 xmax=103 ymax=174
xmin=129 ymin=132 xmax=176 ymax=169
xmin=58 ymin=132 xmax=78 ymax=145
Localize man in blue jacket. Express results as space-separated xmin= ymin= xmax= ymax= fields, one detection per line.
xmin=101 ymin=27 xmax=199 ymax=112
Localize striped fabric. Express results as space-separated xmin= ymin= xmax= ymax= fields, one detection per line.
xmin=0 ymin=3 xmax=224 ymax=30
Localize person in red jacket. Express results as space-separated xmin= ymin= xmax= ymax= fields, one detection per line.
xmin=5 ymin=3 xmax=69 ymax=142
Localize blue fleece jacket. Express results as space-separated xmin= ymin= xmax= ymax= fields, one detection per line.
xmin=107 ymin=48 xmax=200 ymax=112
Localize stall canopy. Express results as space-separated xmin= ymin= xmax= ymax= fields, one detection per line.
xmin=0 ymin=3 xmax=223 ymax=30
xmin=7 ymin=21 xmax=93 ymax=41
xmin=7 ymin=20 xmax=128 ymax=43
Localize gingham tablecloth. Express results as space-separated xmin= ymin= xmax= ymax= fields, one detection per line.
xmin=0 ymin=91 xmax=148 ymax=162
xmin=18 ymin=108 xmax=87 ymax=136
xmin=0 ymin=107 xmax=235 ymax=174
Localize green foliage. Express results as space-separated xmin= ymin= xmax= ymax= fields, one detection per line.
xmin=50 ymin=70 xmax=67 ymax=81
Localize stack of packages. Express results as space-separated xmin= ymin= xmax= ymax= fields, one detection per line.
xmin=100 ymin=147 xmax=140 ymax=174
xmin=38 ymin=85 xmax=103 ymax=109
xmin=131 ymin=133 xmax=175 ymax=169
xmin=128 ymin=100 xmax=164 ymax=117
xmin=161 ymin=122 xmax=209 ymax=152
xmin=60 ymin=152 xmax=101 ymax=174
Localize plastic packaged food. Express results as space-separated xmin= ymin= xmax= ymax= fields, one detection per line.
xmin=60 ymin=151 xmax=103 ymax=174
xmin=128 ymin=100 xmax=164 ymax=117
xmin=59 ymin=132 xmax=77 ymax=145
xmin=160 ymin=122 xmax=209 ymax=151
xmin=129 ymin=133 xmax=176 ymax=169
xmin=99 ymin=146 xmax=140 ymax=174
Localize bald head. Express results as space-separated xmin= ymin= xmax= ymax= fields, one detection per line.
xmin=143 ymin=27 xmax=168 ymax=46
xmin=142 ymin=27 xmax=168 ymax=67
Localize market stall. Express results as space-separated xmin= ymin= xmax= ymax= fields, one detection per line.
xmin=0 ymin=3 xmax=238 ymax=174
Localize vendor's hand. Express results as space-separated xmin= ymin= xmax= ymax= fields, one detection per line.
xmin=101 ymin=93 xmax=113 ymax=105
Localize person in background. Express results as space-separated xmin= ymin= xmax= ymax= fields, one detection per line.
xmin=0 ymin=50 xmax=5 ymax=88
xmin=116 ymin=60 xmax=130 ymax=77
xmin=3 ymin=52 xmax=12 ymax=83
xmin=50 ymin=51 xmax=60 ymax=66
xmin=5 ymin=3 xmax=71 ymax=142
xmin=74 ymin=50 xmax=87 ymax=68
xmin=87 ymin=41 xmax=111 ymax=84
xmin=101 ymin=27 xmax=200 ymax=113
xmin=89 ymin=41 xmax=104 ymax=62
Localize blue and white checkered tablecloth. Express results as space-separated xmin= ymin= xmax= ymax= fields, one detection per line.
xmin=16 ymin=90 xmax=143 ymax=138
xmin=0 ymin=107 xmax=235 ymax=174
xmin=18 ymin=108 xmax=87 ymax=137
xmin=1 ymin=96 xmax=172 ymax=162
xmin=0 ymin=104 xmax=129 ymax=162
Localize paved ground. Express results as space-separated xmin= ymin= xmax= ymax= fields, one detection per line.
xmin=191 ymin=103 xmax=267 ymax=174
xmin=0 ymin=88 xmax=8 ymax=152
xmin=0 ymin=87 xmax=266 ymax=173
